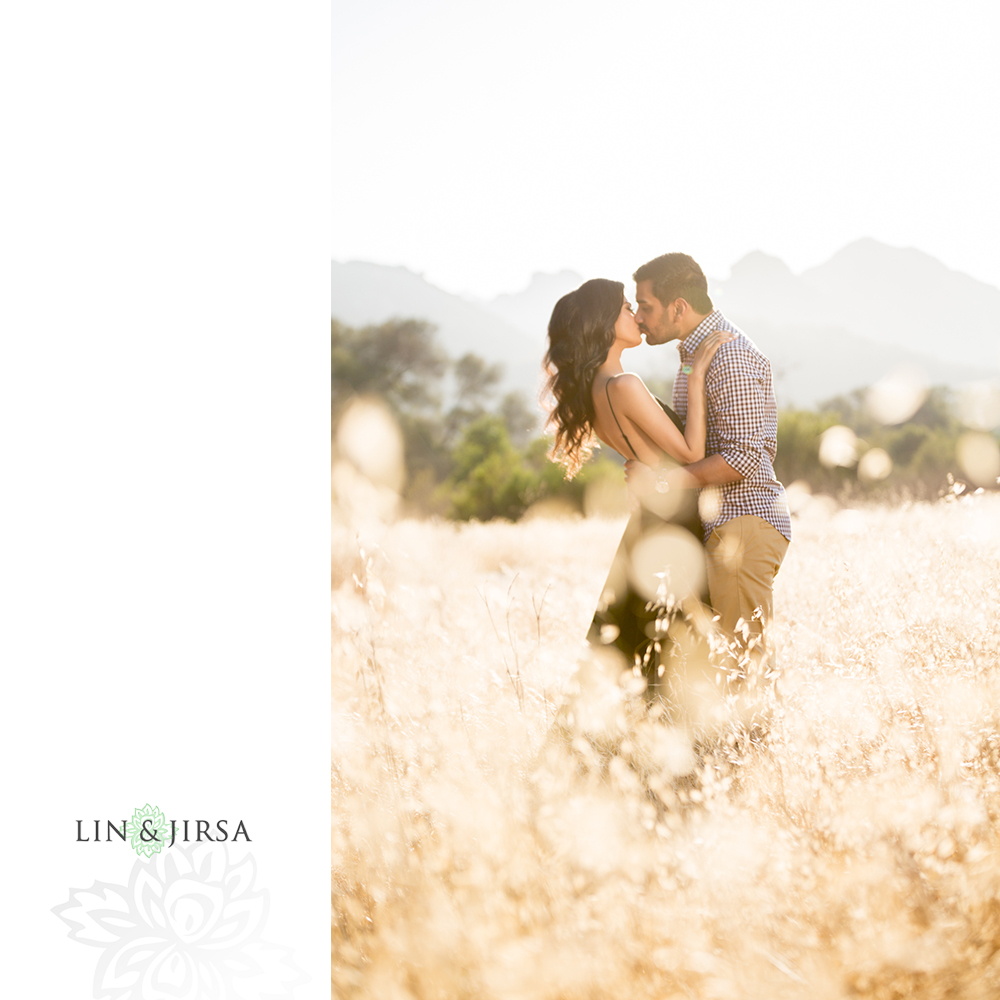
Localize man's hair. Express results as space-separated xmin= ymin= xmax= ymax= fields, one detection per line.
xmin=633 ymin=253 xmax=713 ymax=313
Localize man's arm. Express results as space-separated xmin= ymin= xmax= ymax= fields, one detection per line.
xmin=624 ymin=454 xmax=743 ymax=495
xmin=673 ymin=454 xmax=744 ymax=487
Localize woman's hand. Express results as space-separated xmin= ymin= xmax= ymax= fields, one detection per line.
xmin=690 ymin=329 xmax=735 ymax=377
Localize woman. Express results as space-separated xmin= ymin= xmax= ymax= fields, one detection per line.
xmin=544 ymin=278 xmax=731 ymax=701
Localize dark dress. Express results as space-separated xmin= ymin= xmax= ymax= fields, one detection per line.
xmin=586 ymin=391 xmax=710 ymax=700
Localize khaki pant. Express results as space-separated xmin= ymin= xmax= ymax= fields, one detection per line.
xmin=705 ymin=516 xmax=789 ymax=676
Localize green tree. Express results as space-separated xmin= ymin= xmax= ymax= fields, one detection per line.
xmin=774 ymin=410 xmax=848 ymax=492
xmin=447 ymin=416 xmax=536 ymax=521
xmin=454 ymin=353 xmax=503 ymax=402
xmin=332 ymin=318 xmax=447 ymax=415
xmin=776 ymin=385 xmax=982 ymax=499
xmin=499 ymin=390 xmax=539 ymax=448
xmin=910 ymin=387 xmax=958 ymax=431
xmin=444 ymin=353 xmax=503 ymax=443
xmin=333 ymin=318 xmax=514 ymax=510
xmin=885 ymin=424 xmax=930 ymax=468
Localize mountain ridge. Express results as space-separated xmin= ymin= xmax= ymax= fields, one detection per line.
xmin=333 ymin=241 xmax=1000 ymax=408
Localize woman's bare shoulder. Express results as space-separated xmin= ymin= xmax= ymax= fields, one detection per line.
xmin=604 ymin=372 xmax=649 ymax=399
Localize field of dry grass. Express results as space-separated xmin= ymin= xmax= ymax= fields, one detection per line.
xmin=333 ymin=490 xmax=1000 ymax=999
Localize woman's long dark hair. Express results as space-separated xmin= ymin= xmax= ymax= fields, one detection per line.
xmin=543 ymin=278 xmax=623 ymax=477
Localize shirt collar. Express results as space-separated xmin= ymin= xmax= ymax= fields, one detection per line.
xmin=679 ymin=309 xmax=725 ymax=360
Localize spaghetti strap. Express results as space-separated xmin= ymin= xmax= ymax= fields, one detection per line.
xmin=605 ymin=377 xmax=640 ymax=460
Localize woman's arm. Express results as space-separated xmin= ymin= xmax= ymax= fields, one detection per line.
xmin=607 ymin=331 xmax=733 ymax=464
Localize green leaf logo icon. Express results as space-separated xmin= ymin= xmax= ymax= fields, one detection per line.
xmin=128 ymin=803 xmax=169 ymax=857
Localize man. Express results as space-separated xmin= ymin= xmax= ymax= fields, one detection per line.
xmin=627 ymin=252 xmax=792 ymax=680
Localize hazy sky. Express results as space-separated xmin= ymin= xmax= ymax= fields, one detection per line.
xmin=333 ymin=0 xmax=1000 ymax=300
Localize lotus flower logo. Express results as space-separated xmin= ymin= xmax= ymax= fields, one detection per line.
xmin=128 ymin=803 xmax=169 ymax=858
xmin=53 ymin=845 xmax=306 ymax=999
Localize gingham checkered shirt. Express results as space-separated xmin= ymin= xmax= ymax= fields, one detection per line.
xmin=672 ymin=310 xmax=792 ymax=542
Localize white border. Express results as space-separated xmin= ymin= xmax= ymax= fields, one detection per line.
xmin=2 ymin=5 xmax=331 ymax=995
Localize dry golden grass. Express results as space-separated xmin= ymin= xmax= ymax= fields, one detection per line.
xmin=333 ymin=492 xmax=1000 ymax=999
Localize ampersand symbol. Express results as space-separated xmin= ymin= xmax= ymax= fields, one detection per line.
xmin=140 ymin=819 xmax=160 ymax=842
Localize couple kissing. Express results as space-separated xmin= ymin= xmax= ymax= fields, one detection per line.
xmin=544 ymin=252 xmax=792 ymax=723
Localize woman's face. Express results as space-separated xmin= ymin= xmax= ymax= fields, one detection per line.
xmin=613 ymin=295 xmax=642 ymax=348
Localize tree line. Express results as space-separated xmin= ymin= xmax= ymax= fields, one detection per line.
xmin=333 ymin=317 xmax=998 ymax=520
xmin=332 ymin=317 xmax=623 ymax=520
xmin=775 ymin=388 xmax=973 ymax=496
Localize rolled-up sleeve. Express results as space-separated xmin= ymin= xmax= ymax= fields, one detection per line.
xmin=706 ymin=351 xmax=767 ymax=481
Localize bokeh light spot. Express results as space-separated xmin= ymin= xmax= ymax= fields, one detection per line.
xmin=858 ymin=447 xmax=893 ymax=482
xmin=628 ymin=526 xmax=705 ymax=602
xmin=956 ymin=381 xmax=1000 ymax=432
xmin=335 ymin=396 xmax=405 ymax=491
xmin=865 ymin=366 xmax=929 ymax=425
xmin=698 ymin=486 xmax=723 ymax=523
xmin=957 ymin=432 xmax=1000 ymax=487
xmin=819 ymin=425 xmax=858 ymax=468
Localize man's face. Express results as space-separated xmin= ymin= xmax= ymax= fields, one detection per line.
xmin=635 ymin=280 xmax=682 ymax=345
